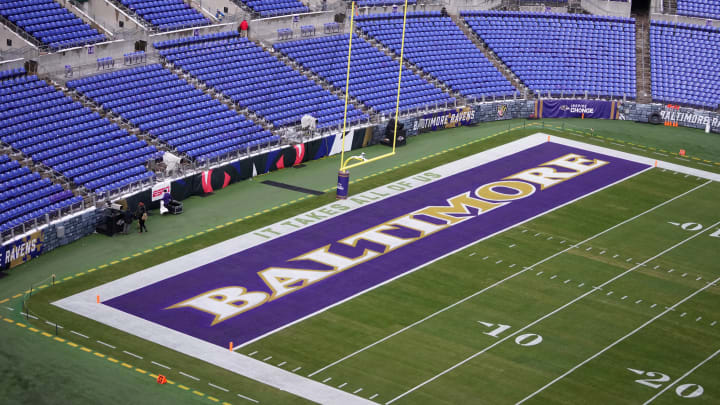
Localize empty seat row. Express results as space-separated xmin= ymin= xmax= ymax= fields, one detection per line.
xmin=68 ymin=64 xmax=276 ymax=162
xmin=158 ymin=36 xmax=368 ymax=128
xmin=118 ymin=0 xmax=210 ymax=31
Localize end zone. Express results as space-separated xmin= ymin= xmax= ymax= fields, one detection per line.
xmin=53 ymin=134 xmax=720 ymax=404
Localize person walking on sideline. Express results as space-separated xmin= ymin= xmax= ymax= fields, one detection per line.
xmin=123 ymin=208 xmax=133 ymax=234
xmin=136 ymin=202 xmax=148 ymax=233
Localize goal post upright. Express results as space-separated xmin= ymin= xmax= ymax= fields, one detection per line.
xmin=337 ymin=0 xmax=410 ymax=199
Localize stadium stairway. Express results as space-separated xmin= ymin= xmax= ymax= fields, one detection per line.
xmin=262 ymin=39 xmax=377 ymax=123
xmin=164 ymin=62 xmax=276 ymax=133
xmin=0 ymin=137 xmax=76 ymax=194
xmin=353 ymin=26 xmax=464 ymax=104
xmin=0 ymin=12 xmax=44 ymax=49
xmin=635 ymin=14 xmax=652 ymax=103
xmin=451 ymin=13 xmax=528 ymax=98
xmin=663 ymin=0 xmax=678 ymax=14
xmin=101 ymin=0 xmax=153 ymax=31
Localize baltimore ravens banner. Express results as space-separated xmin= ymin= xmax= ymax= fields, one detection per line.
xmin=411 ymin=106 xmax=477 ymax=133
xmin=539 ymin=99 xmax=619 ymax=120
xmin=0 ymin=230 xmax=44 ymax=270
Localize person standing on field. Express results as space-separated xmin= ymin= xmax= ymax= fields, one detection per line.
xmin=136 ymin=202 xmax=148 ymax=233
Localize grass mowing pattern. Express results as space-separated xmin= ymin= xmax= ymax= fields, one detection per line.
xmin=20 ymin=126 xmax=720 ymax=405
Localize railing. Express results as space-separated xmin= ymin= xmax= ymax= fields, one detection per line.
xmin=0 ymin=199 xmax=89 ymax=243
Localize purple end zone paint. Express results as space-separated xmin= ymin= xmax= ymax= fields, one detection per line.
xmin=105 ymin=143 xmax=648 ymax=347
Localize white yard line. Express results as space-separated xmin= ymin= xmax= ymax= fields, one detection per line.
xmin=123 ymin=350 xmax=142 ymax=359
xmin=151 ymin=361 xmax=171 ymax=370
xmin=308 ymin=180 xmax=711 ymax=377
xmin=179 ymin=371 xmax=200 ymax=381
xmin=386 ymin=221 xmax=720 ymax=404
xmin=519 ymin=280 xmax=720 ymax=405
xmin=643 ymin=348 xmax=720 ymax=404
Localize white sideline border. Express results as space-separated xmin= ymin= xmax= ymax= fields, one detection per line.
xmin=53 ymin=134 xmax=719 ymax=405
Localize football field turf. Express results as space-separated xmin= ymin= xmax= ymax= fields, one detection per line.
xmin=6 ymin=122 xmax=720 ymax=405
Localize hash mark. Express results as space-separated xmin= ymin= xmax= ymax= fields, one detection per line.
xmin=626 ymin=258 xmax=633 ymax=262
xmin=613 ymin=254 xmax=619 ymax=258
xmin=711 ymin=321 xmax=717 ymax=326
xmin=323 ymin=377 xmax=332 ymax=383
xmin=70 ymin=330 xmax=89 ymax=339
xmin=651 ymin=304 xmax=657 ymax=308
xmin=696 ymin=276 xmax=702 ymax=281
xmin=560 ymin=240 xmax=566 ymax=244
xmin=534 ymin=233 xmax=541 ymax=237
xmin=96 ymin=340 xmax=116 ymax=349
xmin=668 ymin=269 xmax=675 ymax=273
xmin=680 ymin=312 xmax=687 ymax=317
xmin=338 ymin=382 xmax=347 ymax=388
xmin=495 ymin=260 xmax=503 ymax=264
xmin=696 ymin=317 xmax=702 ymax=322
xmin=468 ymin=252 xmax=476 ymax=257
xmin=123 ymin=351 xmax=143 ymax=359
xmin=278 ymin=361 xmax=286 ymax=367
xmin=151 ymin=361 xmax=170 ymax=369
xmin=509 ymin=264 xmax=516 ymax=268
xmin=564 ymin=279 xmax=571 ymax=284
xmin=263 ymin=356 xmax=272 ymax=361
xmin=509 ymin=244 xmax=516 ymax=248
xmin=586 ymin=247 xmax=592 ymax=251
xmin=578 ymin=283 xmax=585 ymax=288
xmin=248 ymin=351 xmax=257 ymax=356
xmin=536 ymin=271 xmax=543 ymax=276
xmin=621 ymin=296 xmax=628 ymax=300
xmin=606 ymin=291 xmax=614 ymax=296
xmin=208 ymin=383 xmax=229 ymax=392
xmin=550 ymin=275 xmax=557 ymax=279
xmin=682 ymin=273 xmax=687 ymax=278
xmin=292 ymin=367 xmax=302 ymax=372
xmin=599 ymin=250 xmax=605 ymax=255
xmin=179 ymin=371 xmax=199 ymax=381
xmin=635 ymin=300 xmax=642 ymax=304
xmin=370 ymin=394 xmax=379 ymax=400
xmin=547 ymin=236 xmax=553 ymax=240
xmin=653 ymin=265 xmax=659 ymax=270
xmin=354 ymin=388 xmax=363 ymax=394
xmin=483 ymin=256 xmax=488 ymax=260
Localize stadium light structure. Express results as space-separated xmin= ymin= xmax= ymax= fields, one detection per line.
xmin=338 ymin=0 xmax=409 ymax=199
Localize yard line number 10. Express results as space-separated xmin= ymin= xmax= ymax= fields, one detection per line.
xmin=477 ymin=321 xmax=543 ymax=346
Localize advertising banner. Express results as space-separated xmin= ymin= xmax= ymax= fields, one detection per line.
xmin=0 ymin=230 xmax=44 ymax=270
xmin=412 ymin=106 xmax=477 ymax=133
xmin=151 ymin=182 xmax=171 ymax=201
xmin=539 ymin=99 xmax=619 ymax=120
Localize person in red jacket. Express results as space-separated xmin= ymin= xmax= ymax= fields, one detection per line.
xmin=240 ymin=20 xmax=249 ymax=37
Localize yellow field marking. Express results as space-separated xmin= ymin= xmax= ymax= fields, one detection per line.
xmin=28 ymin=327 xmax=39 ymax=332
xmin=272 ymin=206 xmax=279 ymax=210
xmin=164 ymin=242 xmax=174 ymax=246
xmin=87 ymin=268 xmax=97 ymax=273
xmin=262 ymin=209 xmax=270 ymax=213
xmin=223 ymin=402 xmax=232 ymax=405
xmin=107 ymin=357 xmax=119 ymax=363
xmin=132 ymin=252 xmax=142 ymax=257
xmin=143 ymin=249 xmax=153 ymax=254
xmin=80 ymin=347 xmax=92 ymax=353
xmin=149 ymin=373 xmax=158 ymax=379
xmin=253 ymin=212 xmax=261 ymax=216
xmin=121 ymin=363 xmax=133 ymax=368
xmin=110 ymin=260 xmax=120 ymax=265
xmin=135 ymin=368 xmax=147 ymax=374
xmin=207 ymin=396 xmax=220 ymax=403
xmin=215 ymin=225 xmax=224 ymax=230
xmin=62 ymin=276 xmax=73 ymax=281
xmin=121 ymin=257 xmax=131 ymax=261
xmin=178 ymin=384 xmax=190 ymax=391
xmin=1 ymin=318 xmax=12 ymax=324
xmin=225 ymin=221 xmax=234 ymax=226
xmin=67 ymin=342 xmax=78 ymax=348
xmin=196 ymin=231 xmax=205 ymax=236
xmin=16 ymin=322 xmax=26 ymax=328
xmin=53 ymin=337 xmax=65 ymax=342
xmin=234 ymin=218 xmax=242 ymax=223
xmin=0 ymin=299 xmax=8 ymax=304
xmin=38 ymin=284 xmax=48 ymax=289
xmin=94 ymin=352 xmax=105 ymax=358
xmin=41 ymin=332 xmax=52 ymax=337
xmin=154 ymin=246 xmax=163 ymax=250
xmin=166 ymin=379 xmax=175 ymax=385
xmin=175 ymin=237 xmax=185 ymax=242
xmin=74 ymin=272 xmax=85 ymax=277
xmin=192 ymin=390 xmax=205 ymax=397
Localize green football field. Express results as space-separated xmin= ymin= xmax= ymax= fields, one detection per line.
xmin=2 ymin=119 xmax=719 ymax=405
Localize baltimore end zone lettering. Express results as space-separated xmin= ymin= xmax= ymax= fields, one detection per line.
xmin=167 ymin=154 xmax=609 ymax=325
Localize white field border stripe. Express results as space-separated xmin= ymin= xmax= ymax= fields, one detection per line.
xmin=387 ymin=220 xmax=720 ymax=405
xmin=519 ymin=280 xmax=720 ymax=405
xmin=642 ymin=347 xmax=720 ymax=405
xmin=307 ymin=179 xmax=711 ymax=377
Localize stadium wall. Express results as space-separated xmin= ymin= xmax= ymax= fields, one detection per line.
xmin=620 ymin=102 xmax=720 ymax=133
xmin=580 ymin=0 xmax=631 ymax=18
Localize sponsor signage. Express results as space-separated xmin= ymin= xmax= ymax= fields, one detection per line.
xmin=0 ymin=231 xmax=44 ymax=270
xmin=104 ymin=143 xmax=648 ymax=348
xmin=151 ymin=182 xmax=171 ymax=201
xmin=539 ymin=99 xmax=619 ymax=119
